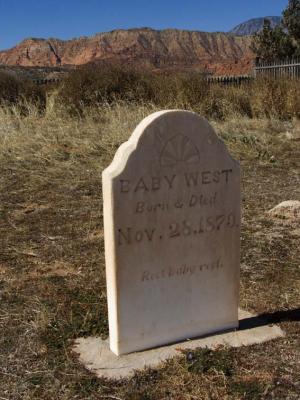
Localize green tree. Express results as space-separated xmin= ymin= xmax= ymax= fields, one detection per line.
xmin=283 ymin=0 xmax=300 ymax=43
xmin=251 ymin=19 xmax=295 ymax=61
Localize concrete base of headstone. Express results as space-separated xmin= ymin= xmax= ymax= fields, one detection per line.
xmin=73 ymin=310 xmax=284 ymax=379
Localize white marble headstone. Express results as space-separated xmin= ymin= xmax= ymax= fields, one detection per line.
xmin=102 ymin=110 xmax=240 ymax=355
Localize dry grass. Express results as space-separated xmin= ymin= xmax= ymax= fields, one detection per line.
xmin=0 ymin=102 xmax=299 ymax=399
xmin=55 ymin=65 xmax=300 ymax=120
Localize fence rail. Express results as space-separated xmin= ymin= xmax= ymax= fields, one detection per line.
xmin=33 ymin=78 xmax=62 ymax=85
xmin=206 ymin=75 xmax=253 ymax=86
xmin=254 ymin=58 xmax=300 ymax=79
xmin=30 ymin=58 xmax=300 ymax=87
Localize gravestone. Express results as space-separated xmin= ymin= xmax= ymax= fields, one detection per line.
xmin=102 ymin=110 xmax=240 ymax=356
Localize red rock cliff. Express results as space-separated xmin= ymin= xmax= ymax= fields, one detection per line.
xmin=0 ymin=28 xmax=254 ymax=75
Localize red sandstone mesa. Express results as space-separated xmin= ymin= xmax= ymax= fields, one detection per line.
xmin=0 ymin=28 xmax=254 ymax=75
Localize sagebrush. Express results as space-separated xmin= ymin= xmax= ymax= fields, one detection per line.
xmin=1 ymin=66 xmax=300 ymax=120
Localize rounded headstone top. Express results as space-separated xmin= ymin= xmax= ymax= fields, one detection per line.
xmin=103 ymin=110 xmax=239 ymax=179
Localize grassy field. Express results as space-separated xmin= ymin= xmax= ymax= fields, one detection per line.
xmin=0 ymin=103 xmax=299 ymax=399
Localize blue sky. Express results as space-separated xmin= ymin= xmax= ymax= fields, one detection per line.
xmin=0 ymin=0 xmax=288 ymax=50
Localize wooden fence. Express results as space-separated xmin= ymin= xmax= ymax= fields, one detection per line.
xmin=206 ymin=75 xmax=253 ymax=86
xmin=254 ymin=58 xmax=300 ymax=79
xmin=31 ymin=58 xmax=300 ymax=87
xmin=33 ymin=78 xmax=62 ymax=85
xmin=205 ymin=59 xmax=300 ymax=85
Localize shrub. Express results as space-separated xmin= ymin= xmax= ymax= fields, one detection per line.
xmin=57 ymin=63 xmax=300 ymax=120
xmin=10 ymin=62 xmax=296 ymax=121
xmin=251 ymin=77 xmax=300 ymax=119
xmin=0 ymin=71 xmax=46 ymax=112
xmin=57 ymin=65 xmax=149 ymax=114
xmin=57 ymin=65 xmax=211 ymax=114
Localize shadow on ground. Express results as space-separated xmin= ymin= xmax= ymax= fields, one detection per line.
xmin=239 ymin=308 xmax=300 ymax=330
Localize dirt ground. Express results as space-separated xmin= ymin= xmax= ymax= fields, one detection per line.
xmin=0 ymin=107 xmax=299 ymax=399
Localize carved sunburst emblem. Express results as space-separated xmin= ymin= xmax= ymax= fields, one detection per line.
xmin=159 ymin=134 xmax=200 ymax=167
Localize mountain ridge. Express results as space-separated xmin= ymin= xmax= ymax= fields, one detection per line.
xmin=230 ymin=16 xmax=282 ymax=36
xmin=0 ymin=28 xmax=254 ymax=75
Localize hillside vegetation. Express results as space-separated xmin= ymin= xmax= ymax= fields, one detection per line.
xmin=1 ymin=66 xmax=300 ymax=120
